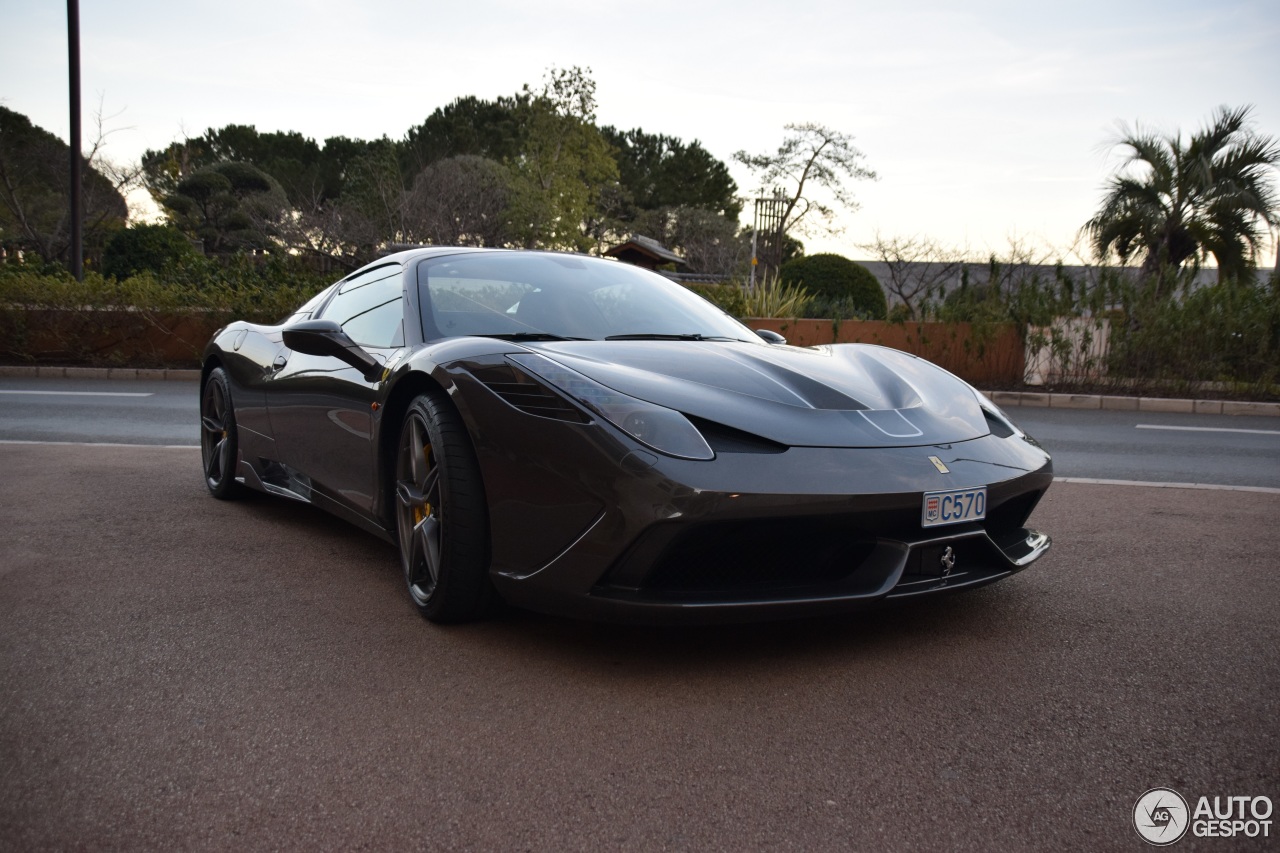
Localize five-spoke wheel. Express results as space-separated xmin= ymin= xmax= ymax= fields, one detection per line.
xmin=200 ymin=367 xmax=242 ymax=499
xmin=394 ymin=393 xmax=492 ymax=622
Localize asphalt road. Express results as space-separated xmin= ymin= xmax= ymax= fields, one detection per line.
xmin=0 ymin=377 xmax=197 ymax=446
xmin=1 ymin=444 xmax=1276 ymax=850
xmin=1010 ymin=407 xmax=1280 ymax=490
xmin=1 ymin=376 xmax=1278 ymax=488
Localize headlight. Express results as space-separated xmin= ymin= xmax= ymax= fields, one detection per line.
xmin=509 ymin=353 xmax=714 ymax=460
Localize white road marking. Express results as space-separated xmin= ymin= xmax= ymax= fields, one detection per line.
xmin=1136 ymin=423 xmax=1280 ymax=436
xmin=1056 ymin=476 xmax=1280 ymax=494
xmin=0 ymin=440 xmax=197 ymax=449
xmin=0 ymin=390 xmax=153 ymax=397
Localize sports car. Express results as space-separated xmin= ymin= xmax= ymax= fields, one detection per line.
xmin=201 ymin=246 xmax=1051 ymax=624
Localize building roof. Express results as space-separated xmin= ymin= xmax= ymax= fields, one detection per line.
xmin=605 ymin=234 xmax=687 ymax=267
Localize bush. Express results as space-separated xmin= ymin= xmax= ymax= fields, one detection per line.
xmin=779 ymin=253 xmax=886 ymax=318
xmin=741 ymin=279 xmax=812 ymax=318
xmin=684 ymin=277 xmax=813 ymax=319
xmin=1107 ymin=276 xmax=1280 ymax=392
xmin=0 ymin=253 xmax=334 ymax=366
xmin=945 ymin=259 xmax=1279 ymax=398
xmin=101 ymin=223 xmax=199 ymax=280
xmin=685 ymin=282 xmax=746 ymax=316
xmin=800 ymin=294 xmax=883 ymax=321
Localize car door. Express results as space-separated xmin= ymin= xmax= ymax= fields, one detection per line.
xmin=266 ymin=263 xmax=406 ymax=516
xmin=230 ymin=283 xmax=339 ymax=457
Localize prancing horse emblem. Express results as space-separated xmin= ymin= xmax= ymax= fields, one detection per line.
xmin=940 ymin=546 xmax=956 ymax=578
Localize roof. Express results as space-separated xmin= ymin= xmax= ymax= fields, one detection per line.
xmin=604 ymin=234 xmax=687 ymax=267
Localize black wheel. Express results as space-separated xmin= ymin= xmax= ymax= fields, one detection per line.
xmin=394 ymin=392 xmax=493 ymax=623
xmin=200 ymin=367 xmax=243 ymax=499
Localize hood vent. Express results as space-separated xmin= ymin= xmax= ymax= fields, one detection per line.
xmin=983 ymin=408 xmax=1015 ymax=438
xmin=687 ymin=417 xmax=788 ymax=455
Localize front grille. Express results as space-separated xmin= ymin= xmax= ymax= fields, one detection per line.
xmin=608 ymin=483 xmax=1044 ymax=602
xmin=897 ymin=539 xmax=978 ymax=587
xmin=471 ymin=363 xmax=589 ymax=423
xmin=638 ymin=518 xmax=880 ymax=597
xmin=889 ymin=533 xmax=1013 ymax=597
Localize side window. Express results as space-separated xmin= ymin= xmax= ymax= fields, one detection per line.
xmin=320 ymin=265 xmax=404 ymax=348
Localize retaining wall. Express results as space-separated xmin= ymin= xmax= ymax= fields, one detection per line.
xmin=1 ymin=309 xmax=1026 ymax=385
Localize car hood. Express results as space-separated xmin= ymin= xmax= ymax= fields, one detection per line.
xmin=529 ymin=340 xmax=990 ymax=448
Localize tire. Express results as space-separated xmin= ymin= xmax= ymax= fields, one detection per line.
xmin=200 ymin=367 xmax=243 ymax=500
xmin=394 ymin=391 xmax=494 ymax=623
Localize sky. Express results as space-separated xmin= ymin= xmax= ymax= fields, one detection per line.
xmin=3 ymin=0 xmax=1279 ymax=264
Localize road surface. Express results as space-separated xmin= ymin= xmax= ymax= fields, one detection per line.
xmin=2 ymin=376 xmax=1277 ymax=488
xmin=0 ymin=443 xmax=1276 ymax=850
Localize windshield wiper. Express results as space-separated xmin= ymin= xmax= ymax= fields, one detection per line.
xmin=604 ymin=333 xmax=744 ymax=342
xmin=475 ymin=332 xmax=590 ymax=342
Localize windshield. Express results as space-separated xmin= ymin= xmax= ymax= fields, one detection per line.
xmin=417 ymin=251 xmax=756 ymax=343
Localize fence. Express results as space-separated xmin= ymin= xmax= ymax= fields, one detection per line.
xmin=745 ymin=318 xmax=1024 ymax=385
xmin=3 ymin=308 xmax=1026 ymax=384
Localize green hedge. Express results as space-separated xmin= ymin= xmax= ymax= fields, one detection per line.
xmin=1108 ymin=278 xmax=1280 ymax=390
xmin=1 ymin=254 xmax=330 ymax=320
xmin=947 ymin=262 xmax=1280 ymax=397
xmin=0 ymin=255 xmax=333 ymax=366
xmin=780 ymin=254 xmax=887 ymax=318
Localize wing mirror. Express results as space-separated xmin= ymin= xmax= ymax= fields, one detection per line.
xmin=755 ymin=328 xmax=787 ymax=345
xmin=282 ymin=319 xmax=385 ymax=382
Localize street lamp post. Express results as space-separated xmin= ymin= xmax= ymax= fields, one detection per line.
xmin=67 ymin=0 xmax=83 ymax=280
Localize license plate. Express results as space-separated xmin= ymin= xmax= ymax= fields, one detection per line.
xmin=922 ymin=487 xmax=987 ymax=528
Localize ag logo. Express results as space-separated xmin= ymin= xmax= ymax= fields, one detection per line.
xmin=1134 ymin=788 xmax=1189 ymax=845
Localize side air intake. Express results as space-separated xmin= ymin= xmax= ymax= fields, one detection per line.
xmin=471 ymin=363 xmax=590 ymax=423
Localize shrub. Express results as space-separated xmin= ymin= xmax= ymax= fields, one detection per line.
xmin=800 ymin=294 xmax=883 ymax=321
xmin=741 ymin=279 xmax=811 ymax=318
xmin=1107 ymin=276 xmax=1280 ymax=392
xmin=685 ymin=283 xmax=747 ymax=316
xmin=685 ymin=276 xmax=813 ymax=319
xmin=779 ymin=253 xmax=887 ymax=318
xmin=0 ymin=252 xmax=334 ymax=366
xmin=101 ymin=223 xmax=199 ymax=280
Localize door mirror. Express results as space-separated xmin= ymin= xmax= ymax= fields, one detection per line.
xmin=282 ymin=319 xmax=385 ymax=382
xmin=755 ymin=328 xmax=787 ymax=345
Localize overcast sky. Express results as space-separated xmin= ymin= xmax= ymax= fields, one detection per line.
xmin=3 ymin=0 xmax=1278 ymax=263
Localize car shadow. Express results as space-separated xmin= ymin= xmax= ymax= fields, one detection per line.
xmin=218 ymin=486 xmax=1046 ymax=675
xmin=455 ymin=581 xmax=1041 ymax=678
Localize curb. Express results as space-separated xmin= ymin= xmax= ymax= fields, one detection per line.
xmin=0 ymin=366 xmax=201 ymax=381
xmin=983 ymin=390 xmax=1280 ymax=418
xmin=1 ymin=365 xmax=1276 ymax=417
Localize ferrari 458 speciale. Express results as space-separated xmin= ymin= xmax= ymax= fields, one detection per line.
xmin=201 ymin=247 xmax=1051 ymax=623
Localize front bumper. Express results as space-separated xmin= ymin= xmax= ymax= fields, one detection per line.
xmin=490 ymin=485 xmax=1051 ymax=625
xmin=449 ymin=358 xmax=1054 ymax=624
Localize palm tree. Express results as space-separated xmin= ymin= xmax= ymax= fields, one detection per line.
xmin=1085 ymin=105 xmax=1280 ymax=286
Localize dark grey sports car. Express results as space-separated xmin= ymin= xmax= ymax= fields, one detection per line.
xmin=201 ymin=247 xmax=1051 ymax=624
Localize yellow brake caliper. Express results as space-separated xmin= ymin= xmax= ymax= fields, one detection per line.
xmin=413 ymin=445 xmax=433 ymax=525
